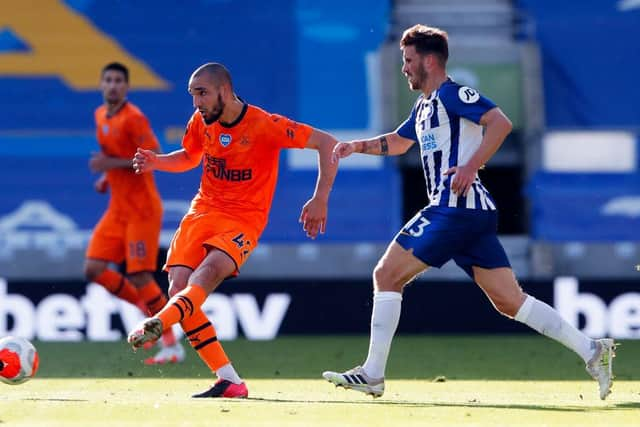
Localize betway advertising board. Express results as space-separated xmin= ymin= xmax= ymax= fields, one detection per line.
xmin=1 ymin=277 xmax=638 ymax=341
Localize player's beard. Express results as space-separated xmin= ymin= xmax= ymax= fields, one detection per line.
xmin=202 ymin=94 xmax=225 ymax=125
xmin=104 ymin=91 xmax=124 ymax=107
xmin=408 ymin=63 xmax=428 ymax=91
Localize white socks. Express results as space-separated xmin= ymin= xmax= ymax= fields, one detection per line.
xmin=361 ymin=292 xmax=595 ymax=380
xmin=362 ymin=291 xmax=403 ymax=379
xmin=515 ymin=295 xmax=594 ymax=362
xmin=216 ymin=363 xmax=243 ymax=384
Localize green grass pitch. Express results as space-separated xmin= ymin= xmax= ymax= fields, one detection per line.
xmin=1 ymin=336 xmax=639 ymax=426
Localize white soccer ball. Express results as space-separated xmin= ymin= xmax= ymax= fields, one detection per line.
xmin=0 ymin=336 xmax=39 ymax=385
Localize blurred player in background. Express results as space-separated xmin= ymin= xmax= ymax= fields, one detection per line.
xmin=85 ymin=62 xmax=184 ymax=365
xmin=127 ymin=62 xmax=338 ymax=398
xmin=323 ymin=24 xmax=615 ymax=400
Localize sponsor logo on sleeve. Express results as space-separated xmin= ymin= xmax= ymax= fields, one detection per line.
xmin=458 ymin=86 xmax=480 ymax=104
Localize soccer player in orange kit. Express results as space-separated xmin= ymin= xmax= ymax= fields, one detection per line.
xmin=86 ymin=62 xmax=184 ymax=365
xmin=127 ymin=62 xmax=338 ymax=398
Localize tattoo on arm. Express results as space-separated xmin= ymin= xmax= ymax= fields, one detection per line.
xmin=360 ymin=136 xmax=389 ymax=155
xmin=380 ymin=136 xmax=388 ymax=155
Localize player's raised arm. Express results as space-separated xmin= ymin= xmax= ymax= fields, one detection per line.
xmin=133 ymin=147 xmax=202 ymax=174
xmin=299 ymin=128 xmax=339 ymax=239
xmin=332 ymin=132 xmax=415 ymax=162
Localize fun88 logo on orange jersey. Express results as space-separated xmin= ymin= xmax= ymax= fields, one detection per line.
xmin=205 ymin=155 xmax=252 ymax=182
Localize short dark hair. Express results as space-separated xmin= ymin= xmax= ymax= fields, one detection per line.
xmin=400 ymin=25 xmax=449 ymax=64
xmin=193 ymin=62 xmax=233 ymax=89
xmin=101 ymin=62 xmax=129 ymax=83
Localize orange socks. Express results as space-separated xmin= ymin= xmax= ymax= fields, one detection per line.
xmin=152 ymin=284 xmax=231 ymax=374
xmin=138 ymin=281 xmax=176 ymax=346
xmin=181 ymin=308 xmax=230 ymax=372
xmin=138 ymin=281 xmax=169 ymax=315
xmin=93 ymin=272 xmax=181 ymax=347
xmin=155 ymin=285 xmax=208 ymax=329
xmin=93 ymin=270 xmax=139 ymax=306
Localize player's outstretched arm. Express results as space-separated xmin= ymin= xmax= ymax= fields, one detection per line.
xmin=89 ymin=152 xmax=134 ymax=173
xmin=133 ymin=147 xmax=202 ymax=174
xmin=332 ymin=132 xmax=414 ymax=162
xmin=299 ymin=128 xmax=339 ymax=239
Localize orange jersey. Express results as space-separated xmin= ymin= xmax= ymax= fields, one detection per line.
xmin=95 ymin=102 xmax=162 ymax=218
xmin=182 ymin=103 xmax=312 ymax=234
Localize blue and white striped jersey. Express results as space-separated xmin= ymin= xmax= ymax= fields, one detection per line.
xmin=396 ymin=78 xmax=498 ymax=210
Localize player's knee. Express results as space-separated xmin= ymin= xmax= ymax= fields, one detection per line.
xmin=373 ymin=263 xmax=405 ymax=292
xmin=167 ymin=278 xmax=187 ymax=297
xmin=167 ymin=276 xmax=187 ymax=297
xmin=372 ymin=263 xmax=387 ymax=287
xmin=167 ymin=267 xmax=192 ymax=297
xmin=167 ymin=284 xmax=182 ymax=297
xmin=127 ymin=272 xmax=153 ymax=288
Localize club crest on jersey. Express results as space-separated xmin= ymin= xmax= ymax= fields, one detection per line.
xmin=422 ymin=103 xmax=434 ymax=121
xmin=102 ymin=124 xmax=109 ymax=134
xmin=219 ymin=134 xmax=232 ymax=147
xmin=425 ymin=102 xmax=433 ymax=120
xmin=458 ymin=86 xmax=480 ymax=104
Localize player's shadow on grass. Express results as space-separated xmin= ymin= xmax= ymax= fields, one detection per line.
xmin=248 ymin=397 xmax=640 ymax=412
xmin=22 ymin=398 xmax=90 ymax=402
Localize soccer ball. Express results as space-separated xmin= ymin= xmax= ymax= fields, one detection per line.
xmin=0 ymin=336 xmax=39 ymax=385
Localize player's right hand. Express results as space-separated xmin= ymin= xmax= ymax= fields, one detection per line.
xmin=331 ymin=141 xmax=356 ymax=163
xmin=133 ymin=147 xmax=156 ymax=174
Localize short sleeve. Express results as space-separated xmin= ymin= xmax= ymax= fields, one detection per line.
xmin=181 ymin=113 xmax=204 ymax=158
xmin=395 ymin=98 xmax=419 ymax=142
xmin=265 ymin=114 xmax=313 ymax=149
xmin=438 ymin=84 xmax=496 ymax=124
xmin=128 ymin=114 xmax=159 ymax=150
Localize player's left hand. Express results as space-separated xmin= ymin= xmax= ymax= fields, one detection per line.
xmin=89 ymin=152 xmax=110 ymax=172
xmin=331 ymin=141 xmax=356 ymax=163
xmin=444 ymin=164 xmax=476 ymax=197
xmin=299 ymin=196 xmax=328 ymax=239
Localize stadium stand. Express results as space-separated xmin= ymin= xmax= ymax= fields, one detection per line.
xmin=0 ymin=0 xmax=399 ymax=279
xmin=2 ymin=0 xmax=638 ymax=281
xmin=517 ymin=0 xmax=640 ymax=278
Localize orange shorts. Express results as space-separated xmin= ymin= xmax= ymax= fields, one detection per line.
xmin=86 ymin=209 xmax=161 ymax=273
xmin=165 ymin=210 xmax=258 ymax=275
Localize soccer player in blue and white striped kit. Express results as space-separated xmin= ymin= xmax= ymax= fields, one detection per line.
xmin=323 ymin=24 xmax=615 ymax=400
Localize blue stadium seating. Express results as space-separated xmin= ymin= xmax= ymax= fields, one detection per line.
xmin=0 ymin=1 xmax=399 ymax=244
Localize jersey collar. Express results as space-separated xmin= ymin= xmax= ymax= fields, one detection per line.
xmin=106 ymin=100 xmax=128 ymax=118
xmin=219 ymin=101 xmax=248 ymax=128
